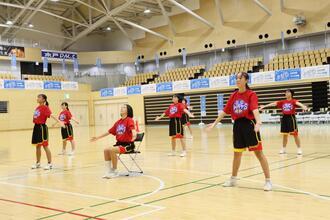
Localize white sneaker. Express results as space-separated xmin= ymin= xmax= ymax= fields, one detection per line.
xmin=109 ymin=171 xmax=119 ymax=178
xmin=264 ymin=181 xmax=273 ymax=191
xmin=222 ymin=177 xmax=237 ymax=187
xmin=58 ymin=151 xmax=66 ymax=155
xmin=102 ymin=172 xmax=113 ymax=179
xmin=297 ymin=148 xmax=303 ymax=155
xmin=167 ymin=151 xmax=176 ymax=156
xmin=31 ymin=163 xmax=41 ymax=169
xmin=68 ymin=151 xmax=75 ymax=156
xmin=180 ymin=151 xmax=187 ymax=157
xmin=279 ymin=148 xmax=286 ymax=154
xmin=44 ymin=163 xmax=53 ymax=170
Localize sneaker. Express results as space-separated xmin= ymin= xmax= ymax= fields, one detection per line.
xmin=180 ymin=151 xmax=187 ymax=157
xmin=264 ymin=181 xmax=273 ymax=191
xmin=44 ymin=163 xmax=53 ymax=170
xmin=297 ymin=148 xmax=303 ymax=155
xmin=102 ymin=172 xmax=113 ymax=179
xmin=167 ymin=151 xmax=176 ymax=156
xmin=31 ymin=163 xmax=41 ymax=169
xmin=109 ymin=171 xmax=119 ymax=178
xmin=68 ymin=151 xmax=75 ymax=156
xmin=222 ymin=177 xmax=237 ymax=187
xmin=58 ymin=151 xmax=66 ymax=155
xmin=279 ymin=148 xmax=286 ymax=154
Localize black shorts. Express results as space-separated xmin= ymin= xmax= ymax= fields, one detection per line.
xmin=169 ymin=117 xmax=184 ymax=138
xmin=181 ymin=113 xmax=191 ymax=126
xmin=61 ymin=123 xmax=74 ymax=141
xmin=281 ymin=114 xmax=298 ymax=136
xmin=32 ymin=124 xmax=49 ymax=147
xmin=233 ymin=118 xmax=263 ymax=152
xmin=113 ymin=142 xmax=135 ymax=153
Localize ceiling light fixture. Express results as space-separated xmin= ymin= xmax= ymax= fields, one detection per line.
xmin=6 ymin=20 xmax=13 ymax=25
xmin=28 ymin=23 xmax=34 ymax=28
xmin=144 ymin=9 xmax=151 ymax=14
xmin=106 ymin=27 xmax=111 ymax=31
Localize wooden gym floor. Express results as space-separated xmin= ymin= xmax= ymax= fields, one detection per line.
xmin=0 ymin=123 xmax=329 ymax=220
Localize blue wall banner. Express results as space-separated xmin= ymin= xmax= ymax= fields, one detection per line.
xmin=41 ymin=50 xmax=77 ymax=60
xmin=61 ymin=59 xmax=66 ymax=74
xmin=4 ymin=80 xmax=25 ymax=89
xmin=190 ymin=78 xmax=209 ymax=89
xmin=44 ymin=81 xmax=62 ymax=90
xmin=185 ymin=96 xmax=190 ymax=105
xmin=156 ymin=82 xmax=173 ymax=92
xmin=275 ymin=68 xmax=301 ymax=81
xmin=127 ymin=85 xmax=141 ymax=95
xmin=73 ymin=58 xmax=79 ymax=73
xmin=11 ymin=54 xmax=17 ymax=70
xmin=217 ymin=94 xmax=224 ymax=113
xmin=100 ymin=88 xmax=114 ymax=97
xmin=200 ymin=95 xmax=206 ymax=117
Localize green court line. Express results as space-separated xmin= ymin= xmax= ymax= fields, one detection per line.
xmin=87 ymin=153 xmax=329 ymax=220
xmin=36 ymin=208 xmax=84 ymax=220
xmin=38 ymin=152 xmax=318 ymax=220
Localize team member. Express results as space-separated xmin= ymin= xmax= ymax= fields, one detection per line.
xmin=259 ymin=89 xmax=308 ymax=155
xmin=155 ymin=94 xmax=194 ymax=157
xmin=53 ymin=102 xmax=79 ymax=156
xmin=91 ymin=104 xmax=136 ymax=179
xmin=31 ymin=94 xmax=58 ymax=170
xmin=181 ymin=98 xmax=193 ymax=138
xmin=206 ymin=72 xmax=272 ymax=191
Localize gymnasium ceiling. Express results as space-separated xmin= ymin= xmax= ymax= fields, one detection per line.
xmin=0 ymin=0 xmax=186 ymax=48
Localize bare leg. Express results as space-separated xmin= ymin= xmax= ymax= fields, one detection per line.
xmin=70 ymin=140 xmax=76 ymax=152
xmin=293 ymin=135 xmax=301 ymax=148
xmin=179 ymin=138 xmax=186 ymax=151
xmin=62 ymin=140 xmax=67 ymax=151
xmin=187 ymin=125 xmax=193 ymax=136
xmin=109 ymin=147 xmax=120 ymax=169
xmin=43 ymin=146 xmax=52 ymax=163
xmin=171 ymin=137 xmax=176 ymax=151
xmin=254 ymin=151 xmax=270 ymax=179
xmin=104 ymin=148 xmax=111 ymax=161
xmin=36 ymin=146 xmax=42 ymax=163
xmin=232 ymin=152 xmax=243 ymax=177
xmin=282 ymin=135 xmax=288 ymax=148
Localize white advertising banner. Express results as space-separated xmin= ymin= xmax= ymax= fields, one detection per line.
xmin=141 ymin=84 xmax=156 ymax=94
xmin=0 ymin=79 xmax=3 ymax=89
xmin=251 ymin=71 xmax=275 ymax=84
xmin=301 ymin=65 xmax=330 ymax=79
xmin=25 ymin=80 xmax=44 ymax=90
xmin=114 ymin=87 xmax=127 ymax=96
xmin=61 ymin=81 xmax=79 ymax=90
xmin=209 ymin=76 xmax=229 ymax=88
xmin=172 ymin=80 xmax=190 ymax=91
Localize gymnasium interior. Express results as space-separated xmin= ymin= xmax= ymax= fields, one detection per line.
xmin=0 ymin=0 xmax=330 ymax=219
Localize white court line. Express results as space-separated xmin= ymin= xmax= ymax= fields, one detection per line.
xmin=127 ymin=174 xmax=165 ymax=202
xmin=0 ymin=181 xmax=163 ymax=210
xmin=122 ymin=206 xmax=166 ymax=220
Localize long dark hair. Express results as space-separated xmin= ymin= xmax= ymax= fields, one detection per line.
xmin=173 ymin=93 xmax=184 ymax=103
xmin=126 ymin=104 xmax=134 ymax=118
xmin=286 ymin=89 xmax=294 ymax=98
xmin=237 ymin=72 xmax=250 ymax=90
xmin=61 ymin=102 xmax=69 ymax=110
xmin=38 ymin=94 xmax=49 ymax=106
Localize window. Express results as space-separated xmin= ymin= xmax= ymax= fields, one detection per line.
xmin=0 ymin=101 xmax=8 ymax=113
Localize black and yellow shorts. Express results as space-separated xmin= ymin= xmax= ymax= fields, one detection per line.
xmin=169 ymin=117 xmax=184 ymax=138
xmin=61 ymin=123 xmax=74 ymax=141
xmin=32 ymin=124 xmax=49 ymax=147
xmin=233 ymin=118 xmax=263 ymax=152
xmin=281 ymin=114 xmax=298 ymax=136
xmin=113 ymin=142 xmax=135 ymax=154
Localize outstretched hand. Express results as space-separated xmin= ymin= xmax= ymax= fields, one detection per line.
xmin=90 ymin=137 xmax=98 ymax=142
xmin=254 ymin=123 xmax=261 ymax=133
xmin=204 ymin=123 xmax=215 ymax=132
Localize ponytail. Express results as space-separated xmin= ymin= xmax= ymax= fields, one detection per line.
xmin=239 ymin=72 xmax=250 ymax=90
xmin=38 ymin=94 xmax=49 ymax=106
xmin=45 ymin=101 xmax=49 ymax=106
xmin=61 ymin=102 xmax=69 ymax=110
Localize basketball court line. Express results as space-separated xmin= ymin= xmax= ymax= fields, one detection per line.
xmin=83 ymin=153 xmax=329 ymax=219
xmin=0 ymin=198 xmax=105 ymax=220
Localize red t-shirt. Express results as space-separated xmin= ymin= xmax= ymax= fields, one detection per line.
xmin=223 ymin=90 xmax=259 ymax=120
xmin=277 ymin=99 xmax=298 ymax=115
xmin=108 ymin=117 xmax=135 ymax=142
xmin=164 ymin=103 xmax=185 ymax=118
xmin=33 ymin=105 xmax=52 ymax=124
xmin=59 ymin=110 xmax=72 ymax=124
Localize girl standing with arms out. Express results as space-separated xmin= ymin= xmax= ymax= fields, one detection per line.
xmin=259 ymin=89 xmax=308 ymax=155
xmin=181 ymin=98 xmax=193 ymax=138
xmin=31 ymin=94 xmax=58 ymax=170
xmin=54 ymin=102 xmax=79 ymax=156
xmin=155 ymin=94 xmax=194 ymax=157
xmin=206 ymin=72 xmax=272 ymax=191
xmin=91 ymin=104 xmax=136 ymax=178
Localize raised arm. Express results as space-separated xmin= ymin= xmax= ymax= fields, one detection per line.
xmin=90 ymin=132 xmax=110 ymax=142
xmin=155 ymin=113 xmax=166 ymax=121
xmin=71 ymin=116 xmax=80 ymax=124
xmin=183 ymin=108 xmax=194 ymax=118
xmin=296 ymin=101 xmax=308 ymax=111
xmin=205 ymin=111 xmax=228 ymax=131
xmin=259 ymin=101 xmax=278 ymax=110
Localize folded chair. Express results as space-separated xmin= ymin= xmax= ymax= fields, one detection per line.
xmin=118 ymin=132 xmax=144 ymax=176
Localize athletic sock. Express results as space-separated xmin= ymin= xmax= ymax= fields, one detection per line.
xmin=105 ymin=161 xmax=112 ymax=173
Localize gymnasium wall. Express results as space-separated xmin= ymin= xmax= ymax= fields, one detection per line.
xmin=0 ymin=83 xmax=92 ymax=131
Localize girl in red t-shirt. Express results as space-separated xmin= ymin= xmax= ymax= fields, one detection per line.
xmin=53 ymin=102 xmax=79 ymax=156
xmin=31 ymin=94 xmax=59 ymax=170
xmin=181 ymin=98 xmax=193 ymax=138
xmin=259 ymin=89 xmax=308 ymax=155
xmin=206 ymin=72 xmax=272 ymax=191
xmin=155 ymin=94 xmax=194 ymax=157
xmin=91 ymin=104 xmax=137 ymax=179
